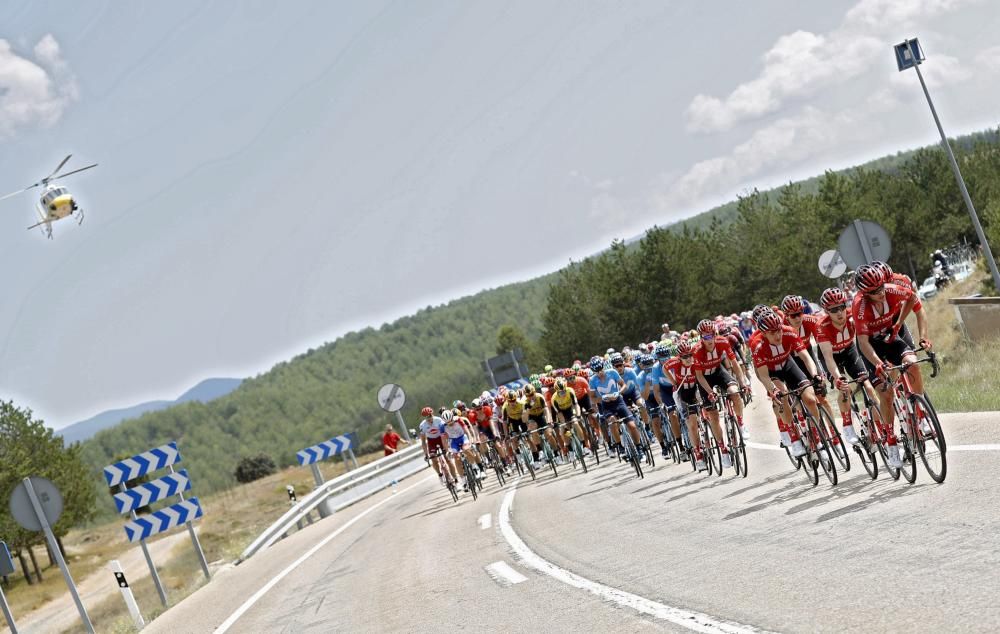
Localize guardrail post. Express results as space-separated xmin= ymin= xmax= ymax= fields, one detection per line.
xmin=310 ymin=464 xmax=333 ymax=518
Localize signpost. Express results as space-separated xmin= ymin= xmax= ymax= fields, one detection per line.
xmin=103 ymin=441 xmax=210 ymax=608
xmin=110 ymin=560 xmax=145 ymax=629
xmin=9 ymin=477 xmax=93 ymax=633
xmin=482 ymin=349 xmax=529 ymax=387
xmin=837 ymin=220 xmax=892 ymax=268
xmin=818 ymin=249 xmax=847 ymax=279
xmin=296 ymin=432 xmax=360 ymax=517
xmin=895 ymin=37 xmax=1000 ymax=294
xmin=0 ymin=541 xmax=16 ymax=634
xmin=377 ymin=383 xmax=410 ymax=440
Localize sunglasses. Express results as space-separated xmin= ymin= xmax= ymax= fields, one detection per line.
xmin=701 ymin=334 xmax=714 ymax=340
xmin=787 ymin=312 xmax=802 ymax=318
xmin=828 ymin=305 xmax=847 ymax=314
xmin=866 ymin=285 xmax=886 ymax=295
xmin=680 ymin=354 xmax=693 ymax=360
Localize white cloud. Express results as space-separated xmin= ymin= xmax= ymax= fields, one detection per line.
xmin=685 ymin=0 xmax=979 ymax=133
xmin=890 ymin=53 xmax=972 ymax=87
xmin=974 ymin=45 xmax=1000 ymax=72
xmin=0 ymin=34 xmax=77 ymax=139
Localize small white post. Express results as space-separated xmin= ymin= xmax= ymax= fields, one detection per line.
xmin=110 ymin=560 xmax=145 ymax=629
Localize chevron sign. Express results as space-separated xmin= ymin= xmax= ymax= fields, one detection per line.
xmin=123 ymin=498 xmax=203 ymax=543
xmin=113 ymin=469 xmax=192 ymax=514
xmin=104 ymin=442 xmax=181 ymax=487
xmin=296 ymin=432 xmax=356 ymax=465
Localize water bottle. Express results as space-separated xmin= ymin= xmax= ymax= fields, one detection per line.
xmin=390 ymin=478 xmax=398 ymax=494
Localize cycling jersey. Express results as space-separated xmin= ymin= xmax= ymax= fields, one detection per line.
xmin=619 ymin=367 xmax=641 ymax=396
xmin=524 ymin=394 xmax=547 ymax=416
xmin=785 ymin=313 xmax=822 ymax=342
xmin=693 ymin=339 xmax=737 ymax=374
xmin=589 ymin=369 xmax=623 ymax=401
xmin=815 ymin=315 xmax=856 ymax=353
xmin=419 ymin=417 xmax=446 ymax=439
xmin=443 ymin=420 xmax=467 ymax=439
xmin=665 ymin=357 xmax=698 ymax=388
xmin=550 ymin=389 xmax=577 ymax=410
xmin=750 ymin=326 xmax=808 ymax=372
xmin=570 ymin=376 xmax=590 ymax=400
xmin=502 ymin=398 xmax=525 ymax=420
xmin=852 ymin=283 xmax=922 ymax=339
xmin=468 ymin=405 xmax=493 ymax=429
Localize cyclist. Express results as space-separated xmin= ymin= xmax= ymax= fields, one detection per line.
xmin=611 ymin=352 xmax=647 ymax=428
xmin=567 ymin=367 xmax=601 ymax=449
xmin=637 ymin=353 xmax=668 ymax=457
xmin=750 ymin=311 xmax=825 ymax=458
xmin=588 ymin=356 xmax=642 ymax=458
xmin=501 ymin=389 xmax=535 ymax=465
xmin=548 ymin=377 xmax=590 ymax=456
xmin=469 ymin=397 xmax=510 ymax=472
xmin=442 ymin=409 xmax=482 ymax=491
xmin=524 ymin=383 xmax=560 ymax=467
xmin=814 ymin=287 xmax=872 ymax=446
xmin=419 ymin=406 xmax=456 ymax=485
xmin=665 ymin=340 xmax=707 ymax=469
xmin=648 ymin=344 xmax=684 ymax=458
xmin=693 ymin=319 xmax=748 ymax=447
xmin=781 ymin=295 xmax=837 ymax=433
xmin=852 ymin=264 xmax=932 ymax=469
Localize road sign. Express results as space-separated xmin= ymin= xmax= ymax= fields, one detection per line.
xmin=377 ymin=383 xmax=406 ymax=412
xmin=123 ymin=498 xmax=204 ymax=543
xmin=894 ymin=38 xmax=924 ymax=72
xmin=296 ymin=433 xmax=357 ymax=465
xmin=837 ymin=220 xmax=892 ymax=268
xmin=484 ymin=349 xmax=529 ymax=387
xmin=104 ymin=442 xmax=181 ymax=487
xmin=9 ymin=477 xmax=63 ymax=531
xmin=0 ymin=542 xmax=13 ymax=577
xmin=113 ymin=469 xmax=192 ymax=514
xmin=818 ymin=249 xmax=847 ymax=278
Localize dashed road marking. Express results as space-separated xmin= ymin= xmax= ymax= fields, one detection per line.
xmin=485 ymin=561 xmax=527 ymax=586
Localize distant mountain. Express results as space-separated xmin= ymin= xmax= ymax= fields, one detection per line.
xmin=57 ymin=378 xmax=243 ymax=445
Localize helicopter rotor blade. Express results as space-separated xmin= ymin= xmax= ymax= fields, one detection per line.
xmin=46 ymin=155 xmax=72 ymax=181
xmin=49 ymin=163 xmax=98 ymax=181
xmin=0 ymin=185 xmax=38 ymax=202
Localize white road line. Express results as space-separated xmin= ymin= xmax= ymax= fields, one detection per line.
xmin=478 ymin=513 xmax=492 ymax=530
xmin=748 ymin=441 xmax=1000 ymax=452
xmin=214 ymin=475 xmax=432 ymax=634
xmin=746 ymin=442 xmax=782 ymax=452
xmin=499 ymin=482 xmax=775 ymax=634
xmin=485 ymin=561 xmax=527 ymax=586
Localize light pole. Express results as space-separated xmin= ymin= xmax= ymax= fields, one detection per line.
xmin=894 ymin=37 xmax=1000 ymax=294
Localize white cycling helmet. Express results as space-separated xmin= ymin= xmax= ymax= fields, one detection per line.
xmin=442 ymin=410 xmax=454 ymax=422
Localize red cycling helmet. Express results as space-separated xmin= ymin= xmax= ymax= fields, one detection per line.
xmin=421 ymin=406 xmax=433 ymax=417
xmin=756 ymin=311 xmax=783 ymax=332
xmin=780 ymin=295 xmax=804 ymax=314
xmin=697 ymin=319 xmax=716 ymax=336
xmin=855 ymin=264 xmax=884 ymax=293
xmin=871 ymin=260 xmax=893 ymax=283
xmin=677 ymin=340 xmax=695 ymax=356
xmin=820 ymin=287 xmax=848 ymax=310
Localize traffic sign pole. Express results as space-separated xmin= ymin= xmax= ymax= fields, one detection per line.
xmin=0 ymin=585 xmax=14 ymax=634
xmin=853 ymin=220 xmax=874 ymax=263
xmin=0 ymin=543 xmax=16 ymax=632
xmin=394 ymin=410 xmax=411 ymax=441
xmin=24 ymin=478 xmax=94 ymax=634
xmin=120 ymin=482 xmax=168 ymax=607
xmin=168 ymin=464 xmax=210 ymax=580
xmin=110 ymin=560 xmax=145 ymax=629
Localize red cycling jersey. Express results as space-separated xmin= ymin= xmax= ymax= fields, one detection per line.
xmin=693 ymin=339 xmax=737 ymax=374
xmin=571 ymin=376 xmax=590 ymax=400
xmin=814 ymin=315 xmax=856 ymax=353
xmin=851 ymin=283 xmax=922 ymax=338
xmin=784 ymin=313 xmax=822 ymax=343
xmin=750 ymin=325 xmax=808 ymax=372
xmin=467 ymin=405 xmax=493 ymax=429
xmin=665 ymin=357 xmax=698 ymax=388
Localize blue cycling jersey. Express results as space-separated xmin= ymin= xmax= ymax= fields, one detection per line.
xmin=589 ymin=369 xmax=623 ymax=401
xmin=650 ymin=363 xmax=673 ymax=388
xmin=620 ymin=367 xmax=641 ymax=396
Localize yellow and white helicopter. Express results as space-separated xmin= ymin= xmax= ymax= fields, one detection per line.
xmin=0 ymin=154 xmax=98 ymax=239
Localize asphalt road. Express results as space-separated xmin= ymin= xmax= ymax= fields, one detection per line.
xmin=141 ymin=397 xmax=1000 ymax=634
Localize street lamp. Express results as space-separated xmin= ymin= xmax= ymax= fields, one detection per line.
xmin=894 ymin=37 xmax=1000 ymax=294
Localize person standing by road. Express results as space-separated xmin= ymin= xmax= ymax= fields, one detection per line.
xmin=383 ymin=424 xmax=409 ymax=456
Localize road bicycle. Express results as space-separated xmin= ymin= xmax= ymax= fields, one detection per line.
xmin=775 ymin=383 xmax=838 ymax=486
xmin=684 ymin=402 xmax=720 ymax=476
xmin=456 ymin=450 xmax=480 ymax=500
xmin=629 ymin=403 xmax=656 ymax=467
xmin=715 ymin=387 xmax=747 ymax=478
xmin=882 ymin=349 xmax=946 ymax=484
xmin=562 ymin=417 xmax=589 ymax=473
xmin=532 ymin=424 xmax=560 ymax=478
xmin=512 ymin=432 xmax=537 ymax=482
xmin=426 ymin=449 xmax=459 ymax=503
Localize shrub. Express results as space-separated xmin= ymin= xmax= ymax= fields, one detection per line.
xmin=233 ymin=453 xmax=277 ymax=483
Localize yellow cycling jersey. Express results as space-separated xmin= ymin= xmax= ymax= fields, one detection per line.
xmin=502 ymin=398 xmax=525 ymax=420
xmin=551 ymin=389 xmax=576 ymax=410
xmin=525 ymin=394 xmax=547 ymax=416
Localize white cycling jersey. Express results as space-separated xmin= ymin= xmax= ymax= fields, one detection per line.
xmin=443 ymin=421 xmax=467 ymax=439
xmin=419 ymin=417 xmax=445 ymax=439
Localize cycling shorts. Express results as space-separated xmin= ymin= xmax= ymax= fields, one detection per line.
xmin=577 ymin=393 xmax=593 ymax=413
xmin=508 ymin=419 xmax=528 ymax=436
xmin=768 ymin=357 xmax=811 ymax=390
xmin=622 ymin=389 xmax=641 ymax=407
xmin=657 ymin=385 xmax=677 ymax=411
xmin=527 ymin=412 xmax=546 ymax=426
xmin=476 ymin=424 xmax=496 ymax=441
xmin=425 ymin=436 xmax=444 ymax=453
xmin=702 ymin=367 xmax=737 ymax=392
xmin=598 ymin=397 xmax=634 ymax=422
xmin=675 ymin=385 xmax=702 ymax=416
xmin=553 ymin=404 xmax=575 ymax=422
xmin=449 ymin=435 xmax=468 ymax=453
xmin=832 ymin=345 xmax=868 ymax=382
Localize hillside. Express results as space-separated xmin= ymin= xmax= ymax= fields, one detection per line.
xmin=57 ymin=378 xmax=243 ymax=445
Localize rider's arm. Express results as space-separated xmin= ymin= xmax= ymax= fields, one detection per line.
xmin=819 ymin=341 xmax=841 ymax=385
xmin=795 ymin=348 xmax=819 ymax=378
xmin=755 ymin=365 xmax=777 ymax=394
xmin=915 ymin=306 xmax=930 ymax=348
xmin=695 ymin=369 xmax=713 ymax=395
xmin=858 ymin=333 xmax=881 ymax=367
xmin=724 ymin=351 xmax=746 ymax=384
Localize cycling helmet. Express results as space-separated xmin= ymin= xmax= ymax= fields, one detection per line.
xmin=524 ymin=383 xmax=536 ymax=395
xmin=441 ymin=410 xmax=454 ymax=422
xmin=780 ymin=295 xmax=804 ymax=314
xmin=653 ymin=343 xmax=671 ymax=360
xmin=820 ymin=287 xmax=848 ymax=310
xmin=529 ymin=374 xmax=539 ymax=382
xmin=540 ymin=376 xmax=554 ymax=388
xmin=564 ymin=367 xmax=576 ymax=377
xmin=421 ymin=406 xmax=433 ymax=417
xmin=609 ymin=352 xmax=624 ymax=366
xmin=757 ymin=311 xmax=783 ymax=332
xmin=589 ymin=356 xmax=605 ymax=372
xmin=481 ymin=390 xmax=491 ymax=401
xmin=554 ymin=378 xmax=567 ymax=390
xmin=505 ymin=390 xmax=518 ymax=402
xmin=438 ymin=406 xmax=447 ymax=415
xmin=855 ymin=264 xmax=884 ymax=293
xmin=697 ymin=319 xmax=716 ymax=336
xmin=453 ymin=400 xmax=466 ymax=410
xmin=871 ymin=260 xmax=893 ymax=283
xmin=751 ymin=304 xmax=771 ymax=321
xmin=471 ymin=398 xmax=481 ymax=408
xmin=544 ymin=364 xmax=554 ymax=373
xmin=676 ymin=340 xmax=695 ymax=356
xmin=639 ymin=354 xmax=656 ymax=369
xmin=718 ymin=323 xmax=732 ymax=335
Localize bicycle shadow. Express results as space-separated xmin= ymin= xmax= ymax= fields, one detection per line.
xmin=813 ymin=481 xmax=934 ymax=522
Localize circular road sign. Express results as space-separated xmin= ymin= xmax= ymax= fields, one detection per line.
xmin=818 ymin=249 xmax=847 ymax=279
xmin=9 ymin=476 xmax=64 ymax=531
xmin=377 ymin=383 xmax=406 ymax=413
xmin=837 ymin=220 xmax=892 ymax=269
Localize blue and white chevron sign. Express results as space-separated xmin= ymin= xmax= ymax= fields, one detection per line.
xmin=113 ymin=469 xmax=192 ymax=514
xmin=104 ymin=442 xmax=181 ymax=487
xmin=123 ymin=497 xmax=203 ymax=543
xmin=296 ymin=432 xmax=356 ymax=465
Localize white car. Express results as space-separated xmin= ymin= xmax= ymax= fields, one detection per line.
xmin=918 ymin=276 xmax=938 ymax=300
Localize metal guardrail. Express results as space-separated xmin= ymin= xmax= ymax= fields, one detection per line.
xmin=238 ymin=444 xmax=425 ymax=563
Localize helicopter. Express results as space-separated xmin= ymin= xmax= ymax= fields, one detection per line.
xmin=0 ymin=154 xmax=98 ymax=239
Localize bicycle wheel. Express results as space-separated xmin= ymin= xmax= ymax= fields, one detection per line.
xmin=542 ymin=438 xmax=558 ymax=477
xmin=911 ymin=393 xmax=946 ymax=483
xmin=571 ymin=433 xmax=588 ymax=473
xmin=794 ymin=423 xmax=818 ymax=486
xmin=638 ymin=424 xmax=655 ymax=467
xmin=806 ymin=415 xmax=838 ymax=486
xmin=447 ymin=478 xmax=459 ymax=503
xmin=585 ymin=423 xmax=601 ymax=466
xmin=621 ymin=429 xmax=644 ymax=479
xmin=898 ymin=430 xmax=917 ymax=484
xmin=461 ymin=457 xmax=479 ymax=500
xmin=850 ymin=406 xmax=878 ymax=480
xmin=818 ymin=406 xmax=850 ymax=472
xmin=785 ymin=444 xmax=803 ymax=470
xmin=703 ymin=421 xmax=723 ymax=477
xmin=729 ymin=417 xmax=747 ymax=478
xmin=519 ymin=443 xmax=536 ymax=481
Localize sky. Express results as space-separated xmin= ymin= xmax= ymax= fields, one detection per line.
xmin=1 ymin=0 xmax=998 ymax=429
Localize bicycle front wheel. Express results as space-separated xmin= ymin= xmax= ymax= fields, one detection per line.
xmin=621 ymin=431 xmax=644 ymax=479
xmin=819 ymin=406 xmax=850 ymax=473
xmin=912 ymin=393 xmax=947 ymax=483
xmin=806 ymin=416 xmax=838 ymax=486
xmin=543 ymin=439 xmax=559 ymax=477
xmin=571 ymin=434 xmax=588 ymax=473
xmin=851 ymin=407 xmax=878 ymax=480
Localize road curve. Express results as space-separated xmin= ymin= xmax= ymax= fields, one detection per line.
xmin=145 ymin=399 xmax=1000 ymax=633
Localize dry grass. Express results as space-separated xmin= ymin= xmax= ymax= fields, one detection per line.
xmin=6 ymin=448 xmax=392 ymax=633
